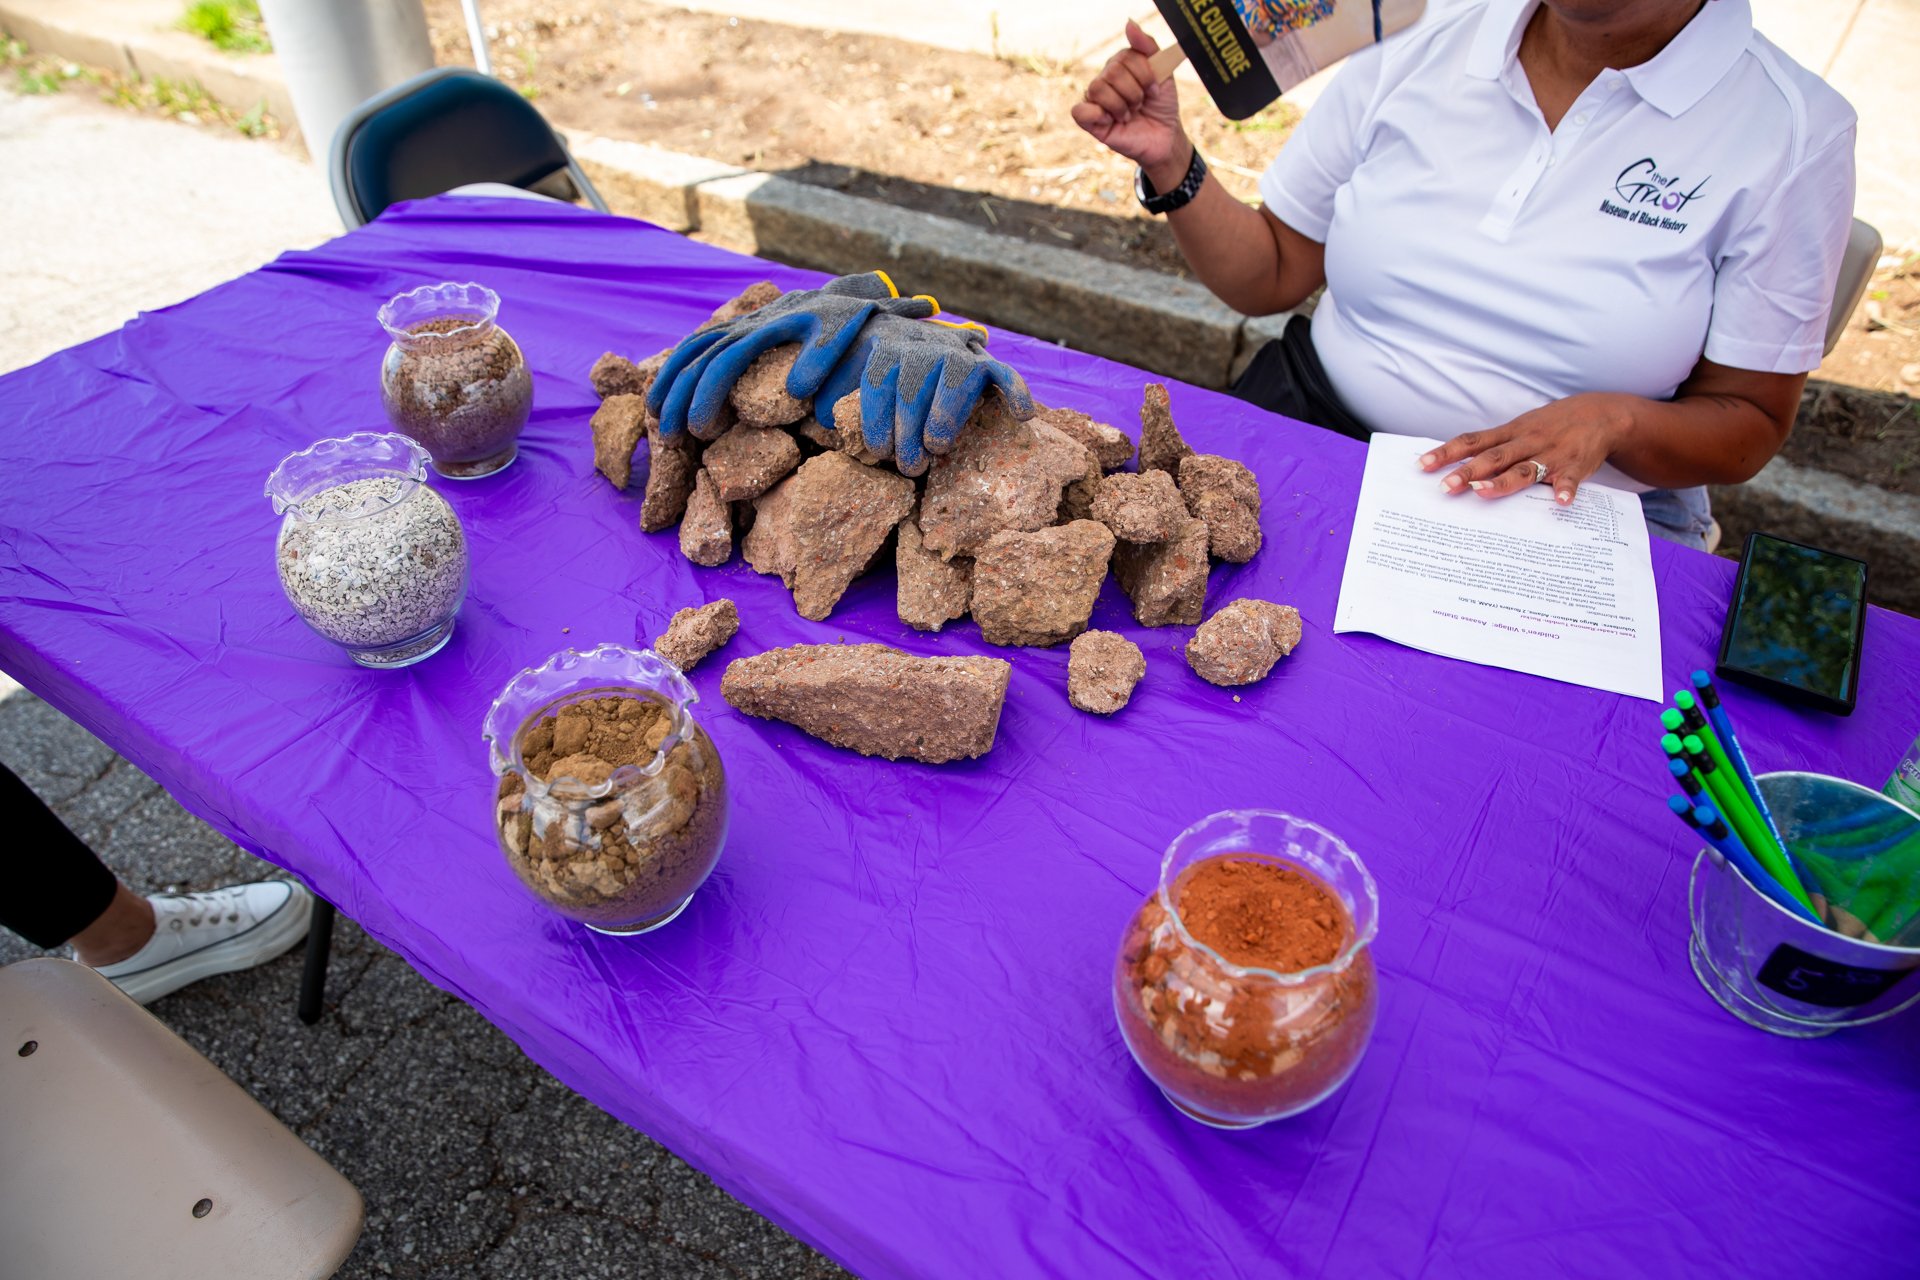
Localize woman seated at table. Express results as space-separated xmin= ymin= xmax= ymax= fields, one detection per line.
xmin=1072 ymin=0 xmax=1856 ymax=547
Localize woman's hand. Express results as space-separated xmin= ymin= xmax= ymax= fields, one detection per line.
xmin=1417 ymin=393 xmax=1638 ymax=506
xmin=1070 ymin=21 xmax=1187 ymax=175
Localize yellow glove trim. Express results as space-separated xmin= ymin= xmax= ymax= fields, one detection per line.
xmin=928 ymin=317 xmax=990 ymax=342
xmin=911 ymin=293 xmax=941 ymax=316
xmin=872 ymin=270 xmax=901 ymax=299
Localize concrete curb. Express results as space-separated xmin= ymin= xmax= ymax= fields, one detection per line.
xmin=1712 ymin=459 xmax=1920 ymax=615
xmin=0 ymin=0 xmax=297 ymax=138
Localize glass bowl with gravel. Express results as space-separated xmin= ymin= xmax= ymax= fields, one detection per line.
xmin=378 ymin=281 xmax=532 ymax=479
xmin=266 ymin=432 xmax=469 ymax=668
xmin=483 ymin=644 xmax=731 ymax=935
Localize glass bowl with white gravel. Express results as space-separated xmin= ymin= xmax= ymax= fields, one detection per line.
xmin=266 ymin=432 xmax=470 ymax=668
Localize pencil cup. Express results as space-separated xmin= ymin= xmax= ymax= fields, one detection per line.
xmin=1689 ymin=771 xmax=1920 ymax=1037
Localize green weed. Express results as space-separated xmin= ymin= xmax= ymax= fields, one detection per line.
xmin=180 ymin=0 xmax=271 ymax=54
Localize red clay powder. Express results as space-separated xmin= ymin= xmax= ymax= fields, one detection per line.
xmin=1176 ymin=856 xmax=1346 ymax=971
xmin=1116 ymin=853 xmax=1375 ymax=1123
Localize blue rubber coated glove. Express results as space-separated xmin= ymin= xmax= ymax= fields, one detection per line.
xmin=647 ymin=272 xmax=934 ymax=441
xmin=812 ymin=315 xmax=1035 ymax=475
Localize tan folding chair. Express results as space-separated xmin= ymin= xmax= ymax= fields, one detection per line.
xmin=0 ymin=958 xmax=363 ymax=1279
xmin=1825 ymin=218 xmax=1884 ymax=356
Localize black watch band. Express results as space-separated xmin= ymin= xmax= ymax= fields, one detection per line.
xmin=1135 ymin=148 xmax=1207 ymax=215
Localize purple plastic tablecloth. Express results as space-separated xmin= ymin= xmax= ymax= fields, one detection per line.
xmin=4 ymin=196 xmax=1919 ymax=1277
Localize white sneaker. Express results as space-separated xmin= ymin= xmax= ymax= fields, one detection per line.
xmin=90 ymin=881 xmax=314 ymax=1005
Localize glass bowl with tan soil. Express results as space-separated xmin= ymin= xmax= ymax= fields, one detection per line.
xmin=1114 ymin=810 xmax=1380 ymax=1128
xmin=483 ymin=645 xmax=730 ymax=934
xmin=379 ymin=281 xmax=532 ymax=479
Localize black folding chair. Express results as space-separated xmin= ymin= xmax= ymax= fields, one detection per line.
xmin=328 ymin=66 xmax=609 ymax=229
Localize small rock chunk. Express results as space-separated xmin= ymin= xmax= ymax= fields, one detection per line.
xmin=1186 ymin=599 xmax=1302 ymax=687
xmin=1036 ymin=405 xmax=1134 ymax=472
xmin=591 ymin=393 xmax=649 ymax=489
xmin=831 ymin=393 xmax=891 ymax=467
xmin=699 ymin=281 xmax=782 ymax=330
xmin=1091 ymin=469 xmax=1186 ymax=544
xmin=722 ymin=643 xmax=1012 ymax=763
xmin=919 ymin=400 xmax=1091 ymax=559
xmin=1137 ymin=383 xmax=1194 ymax=477
xmin=729 ymin=343 xmax=811 ymax=427
xmin=590 ymin=353 xmax=646 ymax=401
xmin=742 ymin=452 xmax=914 ymax=620
xmin=639 ymin=419 xmax=700 ymax=533
xmin=653 ymin=599 xmax=740 ymax=672
xmin=1180 ymin=454 xmax=1263 ymax=563
xmin=971 ymin=520 xmax=1116 ymax=648
xmin=1113 ymin=514 xmax=1209 ymax=627
xmin=896 ymin=516 xmax=972 ymax=632
xmin=1068 ymin=631 xmax=1146 ymax=715
xmin=703 ymin=420 xmax=802 ymax=501
xmin=679 ymin=469 xmax=733 ymax=567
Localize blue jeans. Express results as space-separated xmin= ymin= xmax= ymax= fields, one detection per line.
xmin=1639 ymin=486 xmax=1713 ymax=550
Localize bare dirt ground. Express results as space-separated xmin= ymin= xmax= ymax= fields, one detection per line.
xmin=419 ymin=0 xmax=1295 ymax=279
xmin=1790 ymin=256 xmax=1920 ymax=495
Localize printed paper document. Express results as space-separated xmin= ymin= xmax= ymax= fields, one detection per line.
xmin=1334 ymin=434 xmax=1663 ymax=702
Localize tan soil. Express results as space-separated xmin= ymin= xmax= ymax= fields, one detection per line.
xmin=498 ymin=694 xmax=727 ymax=928
xmin=420 ymin=0 xmax=1297 ymax=278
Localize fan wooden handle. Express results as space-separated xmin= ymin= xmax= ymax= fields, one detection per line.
xmin=1148 ymin=42 xmax=1188 ymax=81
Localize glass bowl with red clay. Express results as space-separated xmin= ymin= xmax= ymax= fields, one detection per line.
xmin=1114 ymin=809 xmax=1380 ymax=1128
xmin=483 ymin=644 xmax=730 ymax=934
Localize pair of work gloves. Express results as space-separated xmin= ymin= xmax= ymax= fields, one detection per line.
xmin=646 ymin=272 xmax=1034 ymax=475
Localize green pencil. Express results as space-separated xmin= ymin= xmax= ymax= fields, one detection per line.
xmin=1683 ymin=735 xmax=1817 ymax=912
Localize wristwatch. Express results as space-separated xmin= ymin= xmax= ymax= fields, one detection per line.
xmin=1135 ymin=147 xmax=1208 ymax=215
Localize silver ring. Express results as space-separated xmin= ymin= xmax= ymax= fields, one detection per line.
xmin=1527 ymin=460 xmax=1548 ymax=485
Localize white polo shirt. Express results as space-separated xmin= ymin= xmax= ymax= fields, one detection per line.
xmin=1258 ymin=0 xmax=1856 ymax=491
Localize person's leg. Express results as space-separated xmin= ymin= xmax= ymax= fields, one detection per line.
xmin=1228 ymin=315 xmax=1373 ymax=442
xmin=0 ymin=762 xmax=143 ymax=953
xmin=3 ymin=761 xmax=314 ymax=1003
xmin=1638 ymin=486 xmax=1714 ymax=551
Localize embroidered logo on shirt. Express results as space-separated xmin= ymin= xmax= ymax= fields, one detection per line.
xmin=1597 ymin=158 xmax=1708 ymax=233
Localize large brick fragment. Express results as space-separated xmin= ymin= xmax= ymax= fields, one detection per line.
xmin=740 ymin=452 xmax=914 ymax=620
xmin=704 ymin=420 xmax=802 ymax=501
xmin=722 ymin=643 xmax=1012 ymax=763
xmin=591 ymin=393 xmax=649 ymax=489
xmin=1137 ymin=383 xmax=1194 ymax=477
xmin=919 ymin=401 xmax=1091 ymax=559
xmin=1036 ymin=405 xmax=1133 ymax=472
xmin=1113 ymin=514 xmax=1209 ymax=626
xmin=971 ymin=520 xmax=1116 ymax=648
xmin=1180 ymin=454 xmax=1264 ymax=563
xmin=1091 ymin=469 xmax=1186 ymax=544
xmin=1186 ymin=599 xmax=1302 ymax=686
xmin=895 ymin=515 xmax=972 ymax=632
xmin=729 ymin=343 xmax=811 ymax=427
